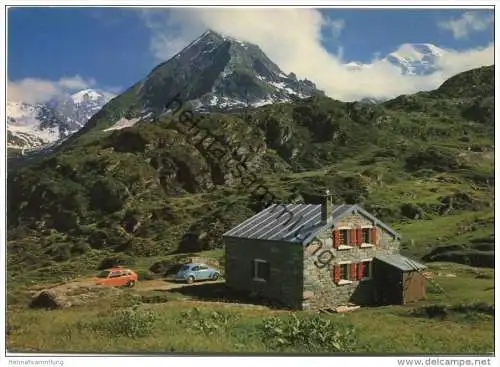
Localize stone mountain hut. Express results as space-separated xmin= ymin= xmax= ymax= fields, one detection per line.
xmin=222 ymin=194 xmax=427 ymax=310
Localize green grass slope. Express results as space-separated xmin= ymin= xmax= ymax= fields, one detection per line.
xmin=7 ymin=66 xmax=494 ymax=283
xmin=6 ymin=261 xmax=494 ymax=354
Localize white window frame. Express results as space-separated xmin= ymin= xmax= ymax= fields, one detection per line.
xmin=359 ymin=258 xmax=373 ymax=281
xmin=253 ymin=259 xmax=269 ymax=282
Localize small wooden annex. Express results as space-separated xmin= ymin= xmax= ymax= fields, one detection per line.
xmin=372 ymin=254 xmax=427 ymax=305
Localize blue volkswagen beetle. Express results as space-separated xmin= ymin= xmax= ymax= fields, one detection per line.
xmin=174 ymin=263 xmax=220 ymax=284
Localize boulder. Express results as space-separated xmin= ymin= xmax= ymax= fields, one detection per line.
xmin=30 ymin=290 xmax=71 ymax=309
xmin=29 ymin=282 xmax=123 ymax=310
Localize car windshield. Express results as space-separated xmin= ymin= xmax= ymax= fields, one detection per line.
xmin=180 ymin=265 xmax=190 ymax=271
xmin=97 ymin=271 xmax=110 ymax=278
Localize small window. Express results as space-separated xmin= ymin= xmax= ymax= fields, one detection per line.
xmin=192 ymin=266 xmax=200 ymax=271
xmin=251 ymin=259 xmax=270 ymax=282
xmin=362 ymin=228 xmax=370 ymax=243
xmin=339 ymin=263 xmax=349 ymax=281
xmin=199 ymin=265 xmax=209 ymax=270
xmin=339 ymin=229 xmax=349 ymax=245
xmin=109 ymin=272 xmax=121 ymax=278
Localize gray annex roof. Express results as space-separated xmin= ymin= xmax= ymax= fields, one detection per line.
xmin=375 ymin=254 xmax=427 ymax=271
xmin=223 ymin=203 xmax=401 ymax=244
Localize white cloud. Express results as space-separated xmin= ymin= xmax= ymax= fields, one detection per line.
xmin=7 ymin=75 xmax=114 ymax=104
xmin=439 ymin=11 xmax=494 ymax=39
xmin=58 ymin=75 xmax=96 ymax=90
xmin=7 ymin=78 xmax=61 ymax=104
xmin=322 ymin=17 xmax=345 ymax=40
xmin=141 ymin=8 xmax=494 ymax=101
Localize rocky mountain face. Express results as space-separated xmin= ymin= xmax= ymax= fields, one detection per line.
xmin=7 ymin=89 xmax=113 ymax=149
xmin=141 ymin=30 xmax=324 ymax=112
xmin=76 ymin=30 xmax=324 ymax=135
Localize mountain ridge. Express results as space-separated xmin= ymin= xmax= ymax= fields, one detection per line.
xmin=68 ymin=30 xmax=324 ymax=139
xmin=7 ymin=89 xmax=114 ymax=149
xmin=6 ymin=65 xmax=494 ymax=275
xmin=345 ymin=43 xmax=446 ymax=76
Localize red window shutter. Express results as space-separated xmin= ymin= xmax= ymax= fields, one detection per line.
xmin=356 ymin=228 xmax=363 ymax=245
xmin=371 ymin=227 xmax=378 ymax=246
xmin=350 ymin=263 xmax=357 ymax=281
xmin=357 ymin=262 xmax=365 ymax=280
xmin=333 ymin=229 xmax=340 ymax=248
xmin=350 ymin=228 xmax=357 ymax=246
xmin=333 ymin=265 xmax=341 ymax=282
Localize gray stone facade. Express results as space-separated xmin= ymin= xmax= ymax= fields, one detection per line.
xmin=224 ymin=207 xmax=401 ymax=310
xmin=303 ymin=212 xmax=400 ymax=310
xmin=225 ymin=237 xmax=304 ymax=309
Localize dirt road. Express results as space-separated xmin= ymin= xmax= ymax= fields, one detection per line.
xmin=134 ymin=278 xmax=225 ymax=292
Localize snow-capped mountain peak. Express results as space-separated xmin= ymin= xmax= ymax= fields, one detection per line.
xmin=7 ymin=88 xmax=114 ymax=150
xmin=71 ymin=89 xmax=105 ymax=104
xmin=385 ymin=43 xmax=445 ymax=76
xmin=139 ymin=29 xmax=324 ymax=113
xmin=389 ymin=43 xmax=444 ymax=62
xmin=343 ymin=43 xmax=445 ymax=77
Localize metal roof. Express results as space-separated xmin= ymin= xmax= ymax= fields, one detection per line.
xmin=374 ymin=254 xmax=427 ymax=272
xmin=223 ymin=203 xmax=401 ymax=244
xmin=223 ymin=203 xmax=329 ymax=243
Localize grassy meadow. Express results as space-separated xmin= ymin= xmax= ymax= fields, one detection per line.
xmin=6 ymin=256 xmax=494 ymax=354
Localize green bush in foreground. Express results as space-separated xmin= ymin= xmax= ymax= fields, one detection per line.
xmin=178 ymin=307 xmax=240 ymax=336
xmin=81 ymin=305 xmax=158 ymax=338
xmin=261 ymin=314 xmax=358 ymax=353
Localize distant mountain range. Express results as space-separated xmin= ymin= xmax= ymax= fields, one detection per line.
xmin=4 ymin=34 xmax=476 ymax=150
xmin=345 ymin=43 xmax=445 ymax=76
xmin=7 ymin=89 xmax=113 ymax=149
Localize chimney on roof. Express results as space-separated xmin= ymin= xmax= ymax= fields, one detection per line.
xmin=321 ymin=190 xmax=334 ymax=223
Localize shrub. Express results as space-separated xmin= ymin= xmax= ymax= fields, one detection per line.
xmin=90 ymin=178 xmax=129 ymax=213
xmin=44 ymin=244 xmax=71 ymax=262
xmin=136 ymin=270 xmax=156 ymax=281
xmin=400 ymin=203 xmax=426 ymax=220
xmin=411 ymin=302 xmax=494 ymax=320
xmin=141 ymin=292 xmax=170 ymax=304
xmin=83 ymin=305 xmax=158 ymax=338
xmin=405 ymin=147 xmax=465 ymax=172
xmin=98 ymin=255 xmax=135 ymax=270
xmin=149 ymin=259 xmax=182 ymax=276
xmin=261 ymin=314 xmax=357 ymax=353
xmin=70 ymin=241 xmax=90 ymax=256
xmin=178 ymin=308 xmax=240 ymax=336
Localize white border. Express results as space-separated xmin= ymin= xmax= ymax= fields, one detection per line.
xmin=1 ymin=2 xmax=498 ymax=367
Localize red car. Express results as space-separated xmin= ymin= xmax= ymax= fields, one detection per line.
xmin=94 ymin=267 xmax=138 ymax=288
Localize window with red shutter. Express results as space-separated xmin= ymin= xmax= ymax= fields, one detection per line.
xmin=333 ymin=229 xmax=341 ymax=248
xmin=333 ymin=265 xmax=341 ymax=282
xmin=357 ymin=262 xmax=364 ymax=280
xmin=371 ymin=227 xmax=378 ymax=245
xmin=350 ymin=228 xmax=357 ymax=246
xmin=356 ymin=228 xmax=363 ymax=246
xmin=350 ymin=263 xmax=357 ymax=281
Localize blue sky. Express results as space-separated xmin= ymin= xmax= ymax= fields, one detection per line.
xmin=7 ymin=7 xmax=494 ymax=101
